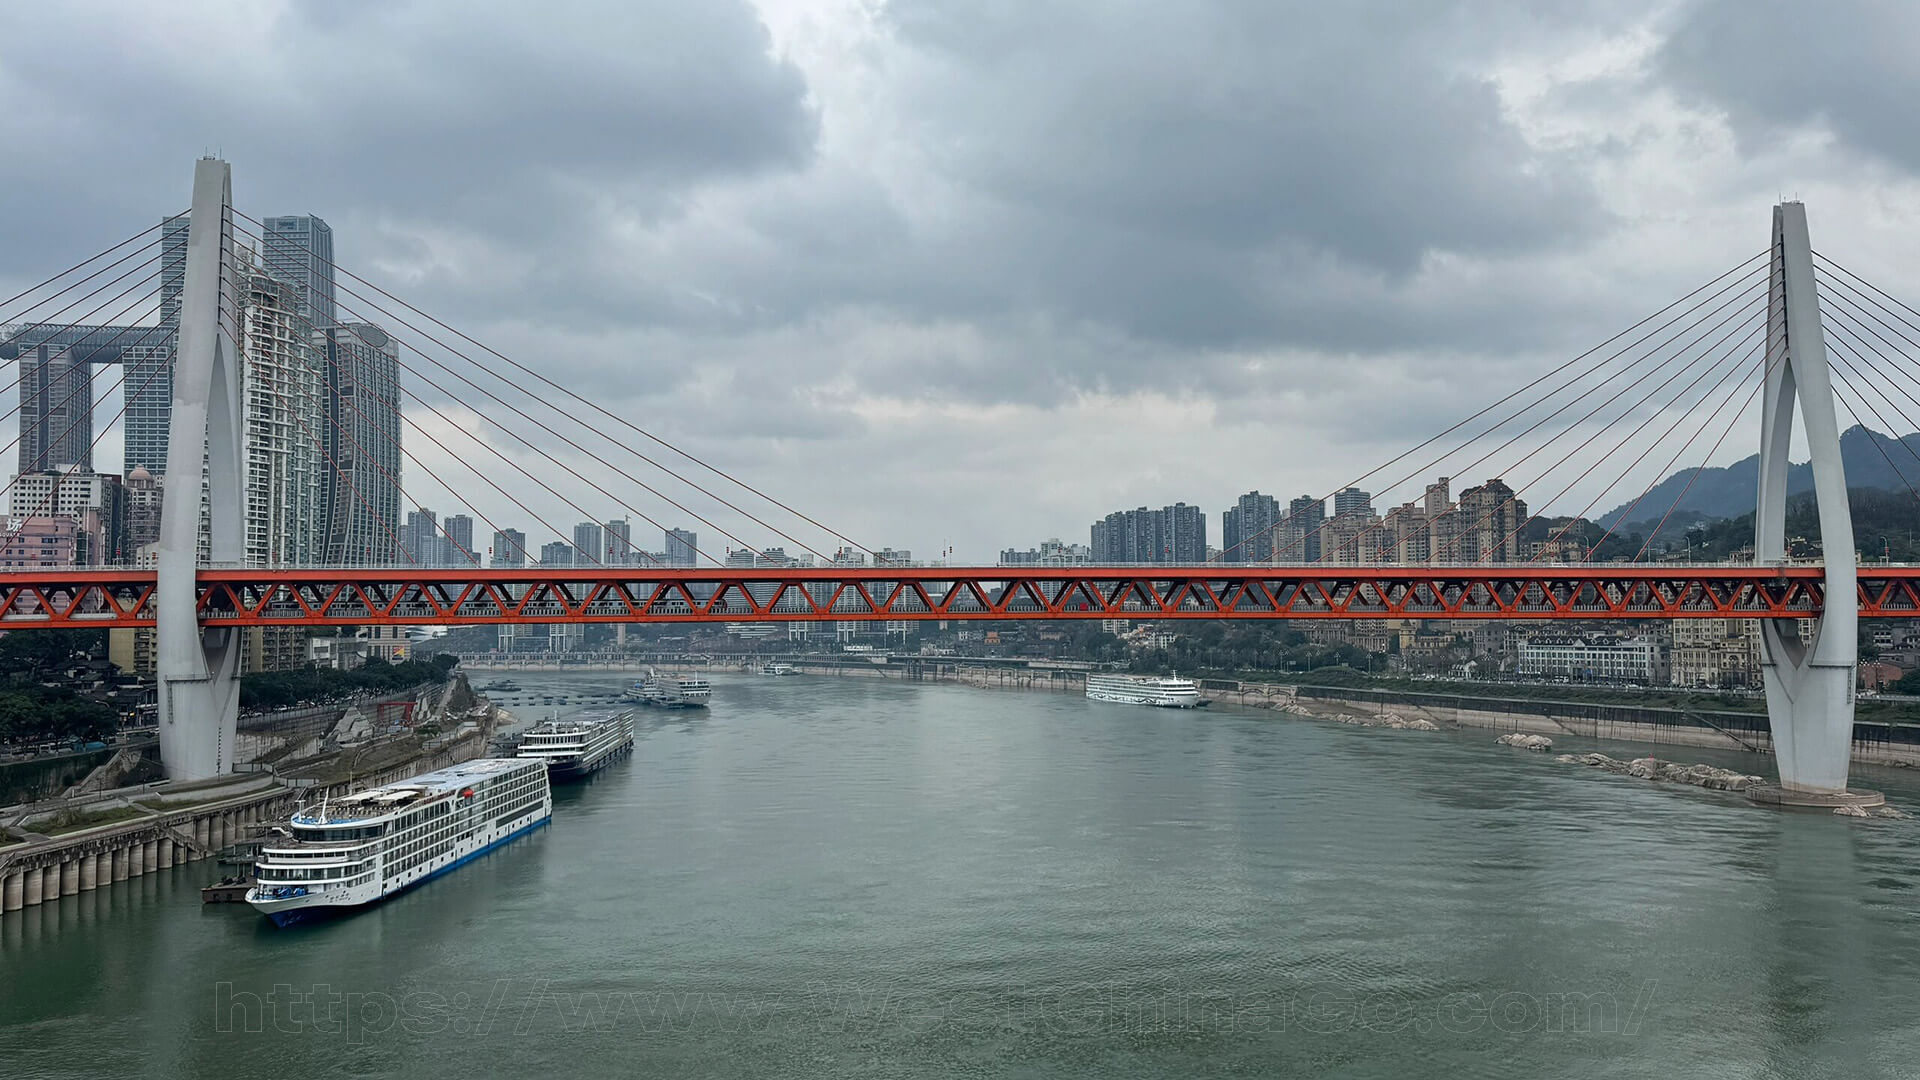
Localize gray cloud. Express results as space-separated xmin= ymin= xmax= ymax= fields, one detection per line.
xmin=0 ymin=0 xmax=814 ymax=263
xmin=5 ymin=0 xmax=1914 ymax=559
xmin=1657 ymin=0 xmax=1920 ymax=172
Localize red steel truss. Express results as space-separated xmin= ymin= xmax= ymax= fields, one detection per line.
xmin=0 ymin=564 xmax=1917 ymax=628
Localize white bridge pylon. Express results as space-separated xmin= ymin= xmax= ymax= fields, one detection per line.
xmin=1755 ymin=201 xmax=1864 ymax=799
xmin=155 ymin=157 xmax=243 ymax=780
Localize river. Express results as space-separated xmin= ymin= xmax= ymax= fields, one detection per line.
xmin=4 ymin=671 xmax=1919 ymax=1078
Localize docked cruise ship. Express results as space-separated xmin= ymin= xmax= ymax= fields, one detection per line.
xmin=624 ymin=670 xmax=711 ymax=708
xmin=1084 ymin=672 xmax=1203 ymax=708
xmin=760 ymin=662 xmax=797 ymax=676
xmin=245 ymin=757 xmax=552 ymax=927
xmin=516 ymin=710 xmax=635 ymax=782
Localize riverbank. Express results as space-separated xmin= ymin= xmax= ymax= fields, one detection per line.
xmin=0 ymin=675 xmax=502 ymax=921
xmin=510 ymin=657 xmax=1920 ymax=770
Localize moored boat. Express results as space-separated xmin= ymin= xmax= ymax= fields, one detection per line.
xmin=516 ymin=710 xmax=635 ymax=781
xmin=245 ymin=757 xmax=552 ymax=927
xmin=624 ymin=670 xmax=711 ymax=708
xmin=1084 ymin=672 xmax=1202 ymax=708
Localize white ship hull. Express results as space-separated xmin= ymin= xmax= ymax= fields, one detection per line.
xmin=247 ymin=757 xmax=552 ymax=927
xmin=1085 ymin=687 xmax=1201 ymax=708
xmin=247 ymin=813 xmax=550 ymax=926
xmin=1085 ymin=674 xmax=1202 ymax=708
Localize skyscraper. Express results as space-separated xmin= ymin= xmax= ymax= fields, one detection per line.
xmin=1226 ymin=491 xmax=1279 ymax=563
xmin=261 ymin=215 xmax=336 ymax=329
xmin=666 ymin=528 xmax=697 ymax=566
xmin=319 ymin=324 xmax=402 ymax=565
xmin=572 ymin=522 xmax=604 ymax=566
xmin=1334 ymin=487 xmax=1372 ymax=518
xmin=1288 ymin=495 xmax=1326 ymax=563
xmin=1162 ymin=502 xmax=1207 ymax=562
xmin=444 ymin=514 xmax=476 ymax=565
xmin=1 ymin=325 xmax=171 ymax=474
xmin=405 ymin=508 xmax=441 ymax=565
xmin=603 ymin=518 xmax=632 ymax=564
xmin=125 ymin=213 xmax=187 ymax=476
xmin=492 ymin=528 xmax=527 ymax=567
xmin=237 ymin=268 xmax=323 ymax=566
xmin=540 ymin=541 xmax=575 ymax=566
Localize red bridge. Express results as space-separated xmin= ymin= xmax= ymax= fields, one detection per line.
xmin=6 ymin=563 xmax=1919 ymax=628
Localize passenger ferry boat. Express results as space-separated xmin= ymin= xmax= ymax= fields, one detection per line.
xmin=759 ymin=662 xmax=797 ymax=676
xmin=624 ymin=670 xmax=711 ymax=708
xmin=516 ymin=710 xmax=635 ymax=782
xmin=245 ymin=757 xmax=552 ymax=927
xmin=1084 ymin=672 xmax=1203 ymax=708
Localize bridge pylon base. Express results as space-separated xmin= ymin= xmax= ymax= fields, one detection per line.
xmin=1745 ymin=785 xmax=1884 ymax=811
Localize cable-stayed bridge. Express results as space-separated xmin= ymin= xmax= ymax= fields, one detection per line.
xmin=6 ymin=157 xmax=1920 ymax=801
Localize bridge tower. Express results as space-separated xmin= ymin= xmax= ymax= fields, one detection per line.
xmin=1752 ymin=202 xmax=1877 ymax=806
xmin=154 ymin=158 xmax=244 ymax=780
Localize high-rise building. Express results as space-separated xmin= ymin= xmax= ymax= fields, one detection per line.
xmin=1424 ymin=477 xmax=1451 ymax=517
xmin=1454 ymin=479 xmax=1527 ymax=563
xmin=319 ymin=324 xmax=402 ymax=565
xmin=571 ymin=522 xmax=604 ymax=566
xmin=17 ymin=341 xmax=94 ymax=473
xmin=405 ymin=508 xmax=442 ymax=565
xmin=262 ymin=215 xmax=336 ymax=329
xmin=125 ymin=212 xmax=191 ymax=476
xmin=1162 ymin=502 xmax=1207 ymax=562
xmin=540 ymin=541 xmax=575 ymax=566
xmin=492 ymin=528 xmax=527 ymax=567
xmin=1088 ymin=503 xmax=1204 ymax=563
xmin=603 ymin=518 xmax=632 ymax=564
xmin=159 ymin=212 xmax=189 ymax=328
xmin=237 ymin=267 xmax=323 ymax=566
xmin=1334 ymin=487 xmax=1372 ymax=518
xmin=5 ymin=469 xmax=126 ymax=565
xmin=666 ymin=528 xmax=698 ymax=566
xmin=1288 ymin=495 xmax=1326 ymax=563
xmin=1224 ymin=491 xmax=1279 ymax=563
xmin=1 ymin=325 xmax=171 ymax=474
xmin=444 ymin=514 xmax=476 ymax=565
xmin=125 ymin=466 xmax=163 ymax=554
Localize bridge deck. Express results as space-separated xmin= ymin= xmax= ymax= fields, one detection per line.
xmin=0 ymin=564 xmax=1910 ymax=626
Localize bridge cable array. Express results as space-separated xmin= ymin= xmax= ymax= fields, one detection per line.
xmin=222 ymin=209 xmax=881 ymax=570
xmin=1207 ymin=252 xmax=1781 ymax=568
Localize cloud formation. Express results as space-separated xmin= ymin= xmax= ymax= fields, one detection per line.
xmin=4 ymin=0 xmax=1920 ymax=559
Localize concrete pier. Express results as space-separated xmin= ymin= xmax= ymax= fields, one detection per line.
xmin=23 ymin=866 xmax=42 ymax=905
xmin=60 ymin=860 xmax=78 ymax=896
xmin=80 ymin=853 xmax=98 ymax=890
xmin=3 ymin=872 xmax=21 ymax=911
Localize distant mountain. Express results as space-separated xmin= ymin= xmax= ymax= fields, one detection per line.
xmin=1598 ymin=425 xmax=1920 ymax=530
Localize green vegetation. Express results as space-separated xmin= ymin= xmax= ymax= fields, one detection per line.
xmin=1128 ymin=623 xmax=1382 ymax=678
xmin=239 ymin=654 xmax=459 ymax=711
xmin=0 ymin=629 xmax=119 ymax=745
xmin=1654 ymin=486 xmax=1920 ymax=561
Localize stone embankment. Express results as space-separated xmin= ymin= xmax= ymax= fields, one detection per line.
xmin=1497 ymin=733 xmax=1555 ymax=752
xmin=1555 ymin=752 xmax=1763 ymax=792
xmin=1273 ymin=701 xmax=1440 ymax=731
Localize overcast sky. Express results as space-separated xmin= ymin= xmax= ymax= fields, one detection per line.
xmin=4 ymin=0 xmax=1920 ymax=562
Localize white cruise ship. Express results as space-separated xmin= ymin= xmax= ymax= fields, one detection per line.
xmin=624 ymin=670 xmax=712 ymax=708
xmin=1085 ymin=672 xmax=1203 ymax=708
xmin=246 ymin=757 xmax=552 ymax=927
xmin=516 ymin=710 xmax=635 ymax=782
